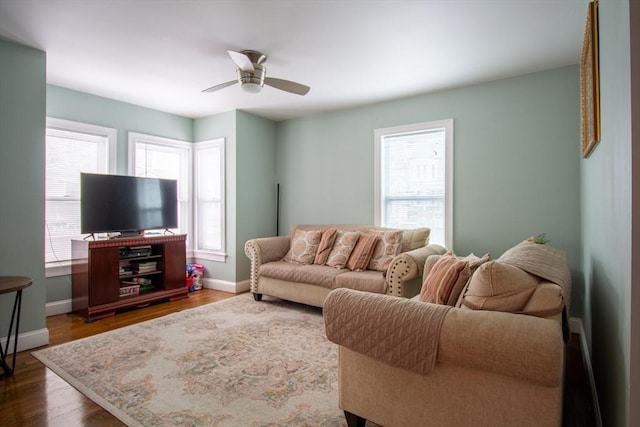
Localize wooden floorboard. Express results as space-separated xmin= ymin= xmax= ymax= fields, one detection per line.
xmin=1 ymin=289 xmax=597 ymax=426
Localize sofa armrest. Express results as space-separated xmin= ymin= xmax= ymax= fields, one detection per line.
xmin=244 ymin=236 xmax=290 ymax=293
xmin=386 ymin=244 xmax=446 ymax=297
xmin=325 ymin=289 xmax=564 ymax=387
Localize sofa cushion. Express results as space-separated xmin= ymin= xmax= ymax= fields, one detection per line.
xmin=283 ymin=228 xmax=323 ymax=264
xmin=314 ymin=228 xmax=337 ymax=265
xmin=346 ymin=233 xmax=378 ymax=271
xmin=259 ymin=261 xmax=344 ymax=289
xmin=327 ymin=230 xmax=360 ymax=269
xmin=334 ymin=270 xmax=387 ymax=294
xmin=401 ymin=227 xmax=430 ymax=252
xmin=368 ymin=230 xmax=403 ymax=272
xmin=419 ymin=254 xmax=469 ymax=305
xmin=460 ymin=260 xmax=540 ymax=312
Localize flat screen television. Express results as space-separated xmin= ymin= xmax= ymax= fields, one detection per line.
xmin=81 ymin=173 xmax=178 ymax=236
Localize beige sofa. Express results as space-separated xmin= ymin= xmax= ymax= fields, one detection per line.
xmin=324 ymin=242 xmax=571 ymax=427
xmin=244 ymin=224 xmax=446 ymax=307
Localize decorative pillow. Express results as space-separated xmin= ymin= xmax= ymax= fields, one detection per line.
xmin=346 ymin=233 xmax=378 ymax=271
xmin=452 ymin=253 xmax=492 ymax=307
xmin=314 ymin=228 xmax=338 ymax=265
xmin=283 ymin=229 xmax=323 ymax=265
xmin=419 ymin=254 xmax=468 ymax=305
xmin=368 ymin=230 xmax=403 ymax=272
xmin=326 ymin=231 xmax=360 ymax=269
xmin=460 ymin=260 xmax=540 ymax=312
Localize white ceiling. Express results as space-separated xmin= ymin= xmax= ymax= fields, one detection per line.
xmin=0 ymin=0 xmax=588 ymax=121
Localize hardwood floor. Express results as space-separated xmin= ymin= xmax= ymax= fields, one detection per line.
xmin=2 ymin=289 xmax=598 ymax=426
xmin=1 ymin=289 xmax=236 ymax=427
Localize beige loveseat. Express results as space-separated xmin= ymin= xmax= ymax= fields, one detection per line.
xmin=324 ymin=242 xmax=571 ymax=427
xmin=244 ymin=224 xmax=446 ymax=307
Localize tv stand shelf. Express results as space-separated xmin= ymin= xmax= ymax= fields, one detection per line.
xmin=72 ymin=234 xmax=188 ymax=321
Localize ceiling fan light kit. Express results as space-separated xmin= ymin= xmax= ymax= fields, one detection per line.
xmin=238 ymin=64 xmax=265 ymax=93
xmin=202 ymin=49 xmax=310 ymax=96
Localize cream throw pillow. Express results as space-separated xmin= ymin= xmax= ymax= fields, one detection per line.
xmin=461 ymin=260 xmax=540 ymax=312
xmin=326 ymin=231 xmax=360 ymax=269
xmin=368 ymin=230 xmax=403 ymax=272
xmin=283 ymin=229 xmax=323 ymax=265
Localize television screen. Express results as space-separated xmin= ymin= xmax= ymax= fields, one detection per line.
xmin=81 ymin=173 xmax=178 ymax=235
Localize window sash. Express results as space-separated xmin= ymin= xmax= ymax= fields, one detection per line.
xmin=374 ymin=119 xmax=453 ymax=248
xmin=45 ymin=118 xmax=116 ymax=266
xmin=128 ymin=133 xmax=191 ymax=237
xmin=194 ymin=139 xmax=225 ymax=255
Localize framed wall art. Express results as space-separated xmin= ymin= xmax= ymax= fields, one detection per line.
xmin=580 ymin=0 xmax=600 ymax=158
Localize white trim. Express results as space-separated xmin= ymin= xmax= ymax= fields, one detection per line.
xmin=201 ymin=278 xmax=250 ymax=294
xmin=569 ymin=317 xmax=603 ymax=427
xmin=127 ymin=132 xmax=192 ymax=175
xmin=128 ymin=132 xmax=193 ymax=242
xmin=46 ymin=299 xmax=73 ymax=316
xmin=45 ymin=261 xmax=71 ymax=277
xmin=193 ymin=138 xmax=226 ymax=255
xmin=192 ymin=250 xmax=227 ymax=262
xmin=0 ymin=328 xmax=49 ymax=353
xmin=374 ymin=119 xmax=454 ymax=249
xmin=47 ymin=117 xmax=117 ymax=173
xmin=44 ymin=118 xmax=117 ymax=266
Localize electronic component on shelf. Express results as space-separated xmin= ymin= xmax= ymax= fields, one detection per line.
xmin=119 ymin=245 xmax=152 ymax=258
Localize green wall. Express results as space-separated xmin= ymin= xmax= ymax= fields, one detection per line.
xmin=581 ymin=1 xmax=636 ymax=426
xmin=45 ymin=85 xmax=193 ymax=302
xmin=235 ymin=110 xmax=277 ymax=280
xmin=47 ymin=85 xmax=193 ymax=174
xmin=276 ymin=66 xmax=583 ymax=316
xmin=0 ymin=39 xmax=47 ymax=344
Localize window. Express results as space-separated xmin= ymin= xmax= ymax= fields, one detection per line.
xmin=193 ymin=139 xmax=226 ymax=260
xmin=45 ymin=118 xmax=116 ymax=273
xmin=374 ymin=119 xmax=453 ymax=248
xmin=128 ymin=132 xmax=191 ymax=237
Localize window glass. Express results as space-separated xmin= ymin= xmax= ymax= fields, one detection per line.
xmin=45 ymin=119 xmax=115 ymax=266
xmin=194 ymin=139 xmax=225 ymax=255
xmin=375 ymin=120 xmax=453 ymax=248
xmin=129 ymin=133 xmax=191 ymax=237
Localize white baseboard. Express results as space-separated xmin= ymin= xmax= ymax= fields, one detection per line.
xmin=202 ymin=278 xmax=250 ymax=294
xmin=568 ymin=317 xmax=603 ymax=427
xmin=0 ymin=328 xmax=49 ymax=353
xmin=46 ymin=299 xmax=72 ymax=317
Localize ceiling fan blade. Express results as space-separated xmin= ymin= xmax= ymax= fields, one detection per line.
xmin=201 ymin=80 xmax=238 ymax=93
xmin=264 ymin=77 xmax=310 ymax=96
xmin=228 ymin=50 xmax=255 ymax=72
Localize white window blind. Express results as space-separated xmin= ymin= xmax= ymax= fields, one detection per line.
xmin=375 ymin=120 xmax=453 ymax=248
xmin=45 ymin=119 xmax=116 ymax=267
xmin=128 ymin=133 xmax=191 ymax=237
xmin=194 ymin=139 xmax=225 ymax=256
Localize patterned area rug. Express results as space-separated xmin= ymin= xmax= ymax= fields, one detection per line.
xmin=32 ymin=294 xmax=347 ymax=427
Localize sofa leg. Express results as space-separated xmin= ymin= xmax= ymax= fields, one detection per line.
xmin=344 ymin=411 xmax=366 ymax=427
xmin=253 ymin=293 xmax=263 ymax=301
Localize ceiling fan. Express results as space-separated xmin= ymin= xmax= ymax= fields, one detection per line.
xmin=202 ymin=50 xmax=310 ymax=96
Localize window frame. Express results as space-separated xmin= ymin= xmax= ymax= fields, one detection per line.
xmin=45 ymin=117 xmax=117 ymax=277
xmin=193 ymin=138 xmax=226 ymax=262
xmin=127 ymin=132 xmax=192 ymax=243
xmin=374 ymin=119 xmax=454 ymax=249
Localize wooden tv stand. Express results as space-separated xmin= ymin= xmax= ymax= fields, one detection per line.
xmin=72 ymin=234 xmax=188 ymax=321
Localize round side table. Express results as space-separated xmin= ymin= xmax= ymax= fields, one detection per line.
xmin=0 ymin=276 xmax=32 ymax=378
